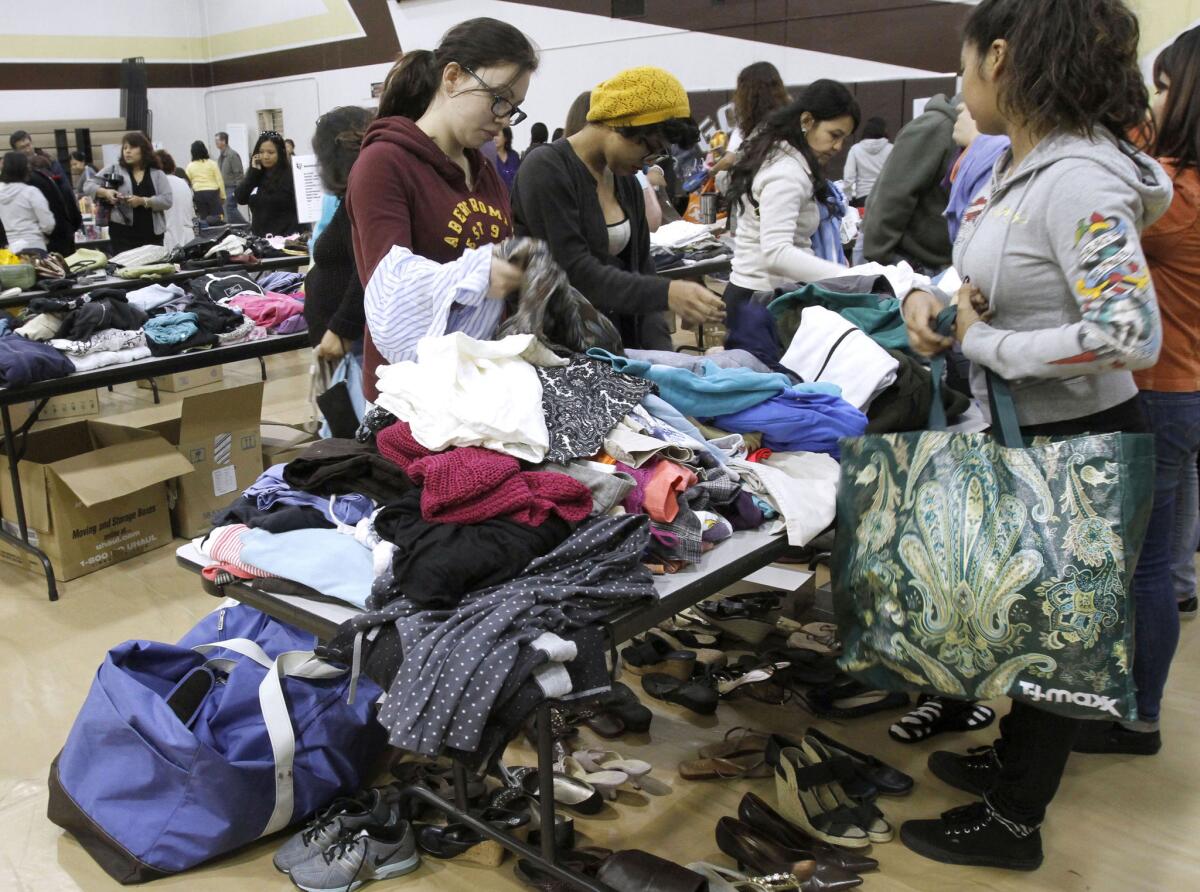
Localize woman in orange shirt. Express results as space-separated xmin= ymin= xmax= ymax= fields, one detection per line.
xmin=1076 ymin=26 xmax=1200 ymax=756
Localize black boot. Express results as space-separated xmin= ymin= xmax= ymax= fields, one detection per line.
xmin=900 ymin=801 xmax=1043 ymax=871
xmin=1072 ymin=721 xmax=1161 ymax=755
xmin=927 ymin=745 xmax=1001 ymax=796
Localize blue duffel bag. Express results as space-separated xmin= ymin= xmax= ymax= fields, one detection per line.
xmin=48 ymin=603 xmax=387 ymax=883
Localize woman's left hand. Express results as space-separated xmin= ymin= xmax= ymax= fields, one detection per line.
xmin=955 ymin=281 xmax=990 ymax=342
xmin=126 ymin=195 xmax=146 ymax=209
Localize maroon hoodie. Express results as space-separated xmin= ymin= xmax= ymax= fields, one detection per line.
xmin=345 ymin=116 xmax=512 ymax=400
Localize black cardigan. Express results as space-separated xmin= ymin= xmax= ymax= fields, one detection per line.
xmin=511 ymin=140 xmax=671 ymax=351
xmin=303 ymin=201 xmax=364 ymax=347
xmin=235 ymin=166 xmax=299 ymax=236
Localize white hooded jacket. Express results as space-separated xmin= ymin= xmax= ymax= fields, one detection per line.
xmin=0 ymin=182 xmax=55 ymax=252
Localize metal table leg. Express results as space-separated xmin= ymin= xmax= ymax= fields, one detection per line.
xmin=535 ymin=701 xmax=559 ymax=865
xmin=0 ymin=404 xmax=57 ymax=601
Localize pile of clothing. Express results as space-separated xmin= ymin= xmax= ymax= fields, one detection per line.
xmin=3 ymin=272 xmax=306 ymax=380
xmin=650 ymin=219 xmax=732 ymax=272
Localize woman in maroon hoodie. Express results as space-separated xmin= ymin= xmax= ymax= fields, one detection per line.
xmin=346 ymin=17 xmax=535 ymax=401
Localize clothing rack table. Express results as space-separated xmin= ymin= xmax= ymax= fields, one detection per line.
xmin=0 ymin=254 xmax=308 ymax=310
xmin=174 ymin=528 xmax=811 ymax=892
xmin=0 ymin=332 xmax=311 ymax=601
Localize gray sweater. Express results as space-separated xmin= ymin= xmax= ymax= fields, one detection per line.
xmin=955 ymin=128 xmax=1172 ymax=425
xmin=82 ymin=164 xmax=174 ymax=235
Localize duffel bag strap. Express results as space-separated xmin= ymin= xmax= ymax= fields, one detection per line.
xmin=192 ymin=639 xmax=347 ymax=836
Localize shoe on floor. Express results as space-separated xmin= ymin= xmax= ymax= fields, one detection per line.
xmin=900 ymin=801 xmax=1043 ymax=871
xmin=288 ymin=824 xmax=420 ymax=892
xmin=927 ymin=746 xmax=1001 ymax=796
xmin=1072 ymin=721 xmax=1162 ymax=756
xmin=1179 ymin=597 xmax=1197 ymax=620
xmin=274 ymin=788 xmax=402 ymax=874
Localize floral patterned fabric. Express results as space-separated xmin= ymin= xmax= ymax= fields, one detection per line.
xmin=833 ymin=428 xmax=1154 ymax=721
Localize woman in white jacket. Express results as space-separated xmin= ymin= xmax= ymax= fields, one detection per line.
xmin=724 ymin=80 xmax=860 ymax=364
xmin=0 ymin=151 xmax=55 ymax=253
xmin=844 ymin=116 xmax=892 ymax=206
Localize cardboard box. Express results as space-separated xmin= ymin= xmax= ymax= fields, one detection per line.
xmin=8 ymin=389 xmax=101 ymax=429
xmin=261 ymin=422 xmax=317 ymax=471
xmin=137 ymin=366 xmax=224 ymax=394
xmin=0 ymin=420 xmax=193 ymax=581
xmin=115 ymin=383 xmax=265 ymax=538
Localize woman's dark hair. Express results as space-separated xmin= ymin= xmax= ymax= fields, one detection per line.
xmin=552 ymin=127 xmax=564 ymax=141
xmin=251 ymin=133 xmax=293 ymax=187
xmin=312 ymin=105 xmax=374 ymax=196
xmin=378 ymin=18 xmax=538 ymax=120
xmin=155 ymin=150 xmax=177 ymax=175
xmin=121 ymin=131 xmax=160 ymax=170
xmin=1 ymin=151 xmax=29 ymax=183
xmin=733 ymin=61 xmax=789 ymax=138
xmin=564 ymin=91 xmax=591 ymax=138
xmin=285 ymin=139 xmax=295 ymax=150
xmin=190 ymin=140 xmax=209 ymax=161
xmin=728 ymin=79 xmax=859 ymax=212
xmin=1151 ymin=25 xmax=1200 ymax=173
xmin=498 ymin=126 xmax=513 ymax=151
xmin=963 ymin=0 xmax=1148 ymax=139
xmin=861 ymin=117 xmax=889 ymax=141
xmin=70 ymin=150 xmax=89 ymax=164
xmin=614 ymin=118 xmax=701 ymax=153
xmin=529 ymin=122 xmax=548 ymax=144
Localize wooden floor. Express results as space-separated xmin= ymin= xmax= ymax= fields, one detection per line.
xmin=3 ymin=350 xmax=1198 ymax=892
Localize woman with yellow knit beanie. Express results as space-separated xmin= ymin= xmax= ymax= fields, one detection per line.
xmin=512 ymin=66 xmax=725 ymax=349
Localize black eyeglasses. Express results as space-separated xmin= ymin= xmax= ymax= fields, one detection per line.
xmin=458 ymin=64 xmax=527 ymax=125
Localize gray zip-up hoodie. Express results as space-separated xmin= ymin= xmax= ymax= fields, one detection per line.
xmin=955 ymin=128 xmax=1172 ymax=426
xmin=0 ymin=181 xmax=55 ymax=252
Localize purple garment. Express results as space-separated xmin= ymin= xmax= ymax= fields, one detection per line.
xmin=944 ymin=135 xmax=1010 ymax=243
xmin=722 ymin=490 xmax=766 ymax=531
xmin=272 ymin=313 xmax=309 ymax=334
xmin=244 ymin=463 xmax=374 ymax=525
xmin=616 ymin=460 xmax=659 ymax=517
xmin=493 ymin=149 xmax=521 ymax=193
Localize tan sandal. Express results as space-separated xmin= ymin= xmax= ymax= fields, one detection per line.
xmin=698 ymin=726 xmax=771 ymax=761
xmin=678 ymin=752 xmax=773 ymax=781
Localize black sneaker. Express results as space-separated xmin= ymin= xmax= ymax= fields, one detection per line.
xmin=1180 ymin=597 xmax=1198 ymax=620
xmin=900 ymin=801 xmax=1043 ymax=871
xmin=927 ymin=745 xmax=1001 ymax=796
xmin=1072 ymin=721 xmax=1161 ymax=755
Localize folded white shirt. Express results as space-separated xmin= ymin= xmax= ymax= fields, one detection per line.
xmin=780 ymin=305 xmax=898 ymax=411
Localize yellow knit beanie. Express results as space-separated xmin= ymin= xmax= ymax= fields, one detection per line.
xmin=587 ymin=67 xmax=691 ymax=128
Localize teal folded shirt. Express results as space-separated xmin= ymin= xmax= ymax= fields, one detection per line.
xmin=587 ymin=348 xmax=792 ymax=417
xmin=768 ymin=283 xmax=910 ymax=352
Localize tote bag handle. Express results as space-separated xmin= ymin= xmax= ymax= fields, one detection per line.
xmin=191 ymin=639 xmax=346 ymax=835
xmin=927 ymin=305 xmax=1024 ymax=446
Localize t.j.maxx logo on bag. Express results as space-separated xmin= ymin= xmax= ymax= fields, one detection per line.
xmin=1017 ymin=682 xmax=1121 ymax=717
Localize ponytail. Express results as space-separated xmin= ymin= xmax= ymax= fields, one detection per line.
xmin=377 ymin=17 xmax=539 ymax=121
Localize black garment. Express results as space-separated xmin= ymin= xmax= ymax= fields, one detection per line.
xmin=512 ymin=140 xmax=672 ymax=351
xmin=192 ymin=189 xmax=223 ymax=225
xmin=722 ymin=281 xmax=786 ymax=369
xmin=185 ymin=296 xmax=245 ymax=336
xmin=371 ymin=489 xmax=572 ymax=609
xmin=536 ymin=357 xmax=653 ymax=463
xmin=29 ymin=169 xmax=82 ymax=255
xmin=235 ymin=166 xmax=299 ymax=237
xmin=988 ymin=395 xmax=1149 ymax=827
xmin=110 ymin=168 xmax=162 ymax=254
xmin=211 ymin=496 xmax=333 ymax=533
xmin=865 ymin=349 xmax=969 ymax=433
xmin=303 ymin=201 xmax=364 ymax=346
xmin=282 ymin=438 xmax=413 ymax=504
xmin=55 ymin=293 xmax=149 ymax=341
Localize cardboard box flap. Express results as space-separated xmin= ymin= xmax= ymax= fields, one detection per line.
xmin=48 ymin=436 xmax=195 ymax=507
xmin=178 ymin=382 xmax=265 ymax=445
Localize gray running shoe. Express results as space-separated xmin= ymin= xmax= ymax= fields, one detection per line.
xmin=289 ymin=823 xmax=419 ymax=892
xmin=274 ymin=788 xmax=401 ymax=874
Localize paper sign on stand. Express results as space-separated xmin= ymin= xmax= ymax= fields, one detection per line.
xmin=291 ymin=153 xmax=324 ymax=224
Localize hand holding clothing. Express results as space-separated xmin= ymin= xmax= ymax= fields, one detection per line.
xmin=901 ymin=288 xmax=952 ymax=357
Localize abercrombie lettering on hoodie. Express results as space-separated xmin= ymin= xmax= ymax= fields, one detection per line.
xmin=345 ymin=116 xmax=512 ymax=401
xmin=954 ymin=128 xmax=1172 ymax=426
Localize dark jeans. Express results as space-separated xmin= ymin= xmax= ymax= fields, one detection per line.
xmin=108 ymin=223 xmax=163 ymax=255
xmin=988 ymin=396 xmax=1149 ymax=827
xmin=224 ymin=192 xmax=246 ymax=224
xmin=722 ymin=281 xmax=784 ymax=368
xmin=193 ymin=189 xmax=223 ymax=225
xmin=1130 ymin=391 xmax=1199 ymax=721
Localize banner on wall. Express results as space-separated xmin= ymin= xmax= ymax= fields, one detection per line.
xmin=291 ymin=154 xmax=323 ymax=224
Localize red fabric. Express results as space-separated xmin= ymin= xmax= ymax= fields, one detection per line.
xmin=376 ymin=421 xmax=591 ymax=527
xmin=344 ymin=116 xmax=513 ymax=402
xmin=747 ymin=447 xmax=774 ymax=463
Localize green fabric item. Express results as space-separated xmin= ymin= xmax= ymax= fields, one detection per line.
xmin=768 ymin=283 xmax=909 ymax=352
xmin=116 ymin=263 xmax=177 ymax=280
xmin=833 ymin=371 xmax=1154 ymax=722
xmin=64 ymin=248 xmax=108 ymax=273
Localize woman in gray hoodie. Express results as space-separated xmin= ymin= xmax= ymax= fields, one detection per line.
xmin=899 ymin=0 xmax=1171 ymax=872
xmin=0 ymin=151 xmax=54 ymax=253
